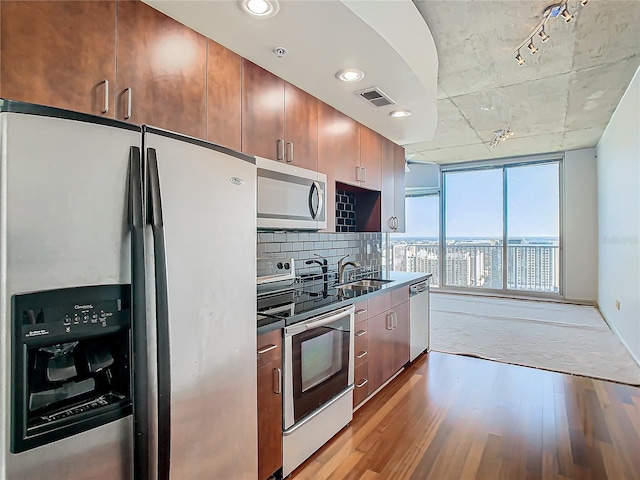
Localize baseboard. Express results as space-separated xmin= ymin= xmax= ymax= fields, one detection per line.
xmin=433 ymin=288 xmax=596 ymax=306
xmin=596 ymin=302 xmax=640 ymax=368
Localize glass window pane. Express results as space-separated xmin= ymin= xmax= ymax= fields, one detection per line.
xmin=444 ymin=169 xmax=503 ymax=289
xmin=389 ymin=195 xmax=440 ymax=285
xmin=506 ymin=162 xmax=560 ymax=293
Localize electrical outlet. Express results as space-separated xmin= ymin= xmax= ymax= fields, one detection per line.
xmin=615 ymin=300 xmax=621 ymax=310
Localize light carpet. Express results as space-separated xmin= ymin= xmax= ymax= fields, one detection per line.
xmin=430 ymin=292 xmax=640 ymax=385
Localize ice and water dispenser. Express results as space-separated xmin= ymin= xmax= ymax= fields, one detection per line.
xmin=11 ymin=284 xmax=132 ymax=452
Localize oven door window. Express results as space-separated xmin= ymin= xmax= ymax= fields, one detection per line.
xmin=291 ymin=315 xmax=350 ymax=424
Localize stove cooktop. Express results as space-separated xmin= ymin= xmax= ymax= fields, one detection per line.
xmin=257 ymin=281 xmax=370 ymax=321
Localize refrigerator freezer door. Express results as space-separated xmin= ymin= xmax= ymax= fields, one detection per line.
xmin=0 ymin=109 xmax=140 ymax=479
xmin=143 ymin=130 xmax=257 ymax=479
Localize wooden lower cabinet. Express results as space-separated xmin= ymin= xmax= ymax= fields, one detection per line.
xmin=366 ymin=295 xmax=410 ymax=396
xmin=353 ymin=313 xmax=370 ymax=408
xmin=353 ymin=361 xmax=370 ymax=407
xmin=257 ymin=330 xmax=282 ymax=480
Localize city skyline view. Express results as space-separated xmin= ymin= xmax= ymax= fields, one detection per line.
xmin=389 ymin=162 xmax=561 ymax=293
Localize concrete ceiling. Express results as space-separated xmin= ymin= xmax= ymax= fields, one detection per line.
xmin=145 ymin=0 xmax=639 ymax=165
xmin=409 ymin=0 xmax=640 ymax=164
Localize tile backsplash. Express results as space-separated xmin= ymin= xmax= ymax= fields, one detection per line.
xmin=257 ymin=232 xmax=383 ymax=281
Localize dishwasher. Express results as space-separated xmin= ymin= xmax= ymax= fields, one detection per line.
xmin=409 ymin=280 xmax=430 ymax=361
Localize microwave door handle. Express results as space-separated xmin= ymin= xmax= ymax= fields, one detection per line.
xmin=308 ymin=181 xmax=323 ymax=220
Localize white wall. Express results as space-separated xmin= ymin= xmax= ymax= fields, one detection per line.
xmin=563 ymin=149 xmax=598 ymax=302
xmin=596 ymin=67 xmax=640 ymax=363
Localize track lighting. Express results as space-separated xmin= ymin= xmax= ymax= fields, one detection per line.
xmin=512 ymin=1 xmax=587 ymax=64
xmin=489 ymin=126 xmax=514 ymax=148
xmin=538 ymin=27 xmax=550 ymax=42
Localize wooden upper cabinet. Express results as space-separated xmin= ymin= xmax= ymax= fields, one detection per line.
xmin=381 ymin=137 xmax=405 ymax=232
xmin=241 ymin=62 xmax=317 ymax=168
xmin=0 ymin=1 xmax=116 ymax=116
xmin=207 ymin=40 xmax=241 ymax=151
xmin=381 ymin=137 xmax=396 ymax=232
xmin=241 ymin=60 xmax=285 ymax=160
xmin=116 ymin=0 xmax=207 ymax=138
xmin=318 ymin=102 xmax=360 ymax=231
xmin=318 ymin=102 xmax=360 ymax=184
xmin=359 ymin=126 xmax=383 ymax=191
xmin=284 ymin=82 xmax=318 ymax=171
xmin=393 ymin=143 xmax=406 ymax=232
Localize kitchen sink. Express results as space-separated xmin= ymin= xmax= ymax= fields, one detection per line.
xmin=335 ymin=278 xmax=393 ymax=291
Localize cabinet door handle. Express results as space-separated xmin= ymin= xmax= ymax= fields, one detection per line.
xmin=257 ymin=344 xmax=277 ymax=354
xmin=273 ymin=367 xmax=282 ymax=395
xmin=124 ymin=87 xmax=132 ymax=120
xmin=388 ymin=217 xmax=395 ymax=230
xmin=355 ymin=378 xmax=368 ymax=388
xmin=277 ymin=139 xmax=285 ymax=161
xmin=392 ymin=311 xmax=398 ymax=329
xmin=286 ymin=141 xmax=294 ymax=163
xmin=355 ymin=329 xmax=368 ymax=337
xmin=386 ymin=313 xmax=392 ymax=330
xmin=355 ymin=309 xmax=367 ymax=315
xmin=355 ymin=350 xmax=368 ymax=359
xmin=362 ymin=167 xmax=367 ymax=183
xmin=355 ymin=166 xmax=362 ymax=182
xmin=102 ymin=79 xmax=109 ymax=114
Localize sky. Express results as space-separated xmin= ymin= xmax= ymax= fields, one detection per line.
xmin=395 ymin=162 xmax=560 ymax=239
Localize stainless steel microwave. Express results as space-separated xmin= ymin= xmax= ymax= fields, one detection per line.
xmin=256 ymin=157 xmax=327 ymax=230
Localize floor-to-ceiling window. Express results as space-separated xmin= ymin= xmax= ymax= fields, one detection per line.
xmin=443 ymin=168 xmax=503 ymax=289
xmin=442 ymin=159 xmax=561 ymax=295
xmin=506 ymin=163 xmax=560 ymax=293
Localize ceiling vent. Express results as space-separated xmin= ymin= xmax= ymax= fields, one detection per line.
xmin=354 ymin=87 xmax=396 ymax=108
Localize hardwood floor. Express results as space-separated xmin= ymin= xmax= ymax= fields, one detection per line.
xmin=291 ymin=352 xmax=640 ymax=480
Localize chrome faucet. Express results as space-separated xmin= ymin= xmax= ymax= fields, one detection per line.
xmin=337 ymin=254 xmax=361 ymax=284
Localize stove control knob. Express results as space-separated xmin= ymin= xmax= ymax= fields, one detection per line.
xmin=276 ymin=262 xmax=284 ymax=269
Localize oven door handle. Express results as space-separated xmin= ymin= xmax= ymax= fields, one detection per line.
xmin=285 ymin=305 xmax=355 ymax=336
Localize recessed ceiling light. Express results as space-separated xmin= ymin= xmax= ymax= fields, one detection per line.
xmin=389 ymin=110 xmax=412 ymax=118
xmin=238 ymin=0 xmax=279 ymax=18
xmin=335 ymin=69 xmax=364 ymax=82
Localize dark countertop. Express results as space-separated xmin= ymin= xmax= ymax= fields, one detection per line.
xmin=256 ymin=270 xmax=432 ymax=336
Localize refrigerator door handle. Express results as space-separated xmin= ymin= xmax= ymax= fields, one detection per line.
xmin=146 ymin=147 xmax=172 ymax=480
xmin=128 ymin=146 xmax=150 ymax=480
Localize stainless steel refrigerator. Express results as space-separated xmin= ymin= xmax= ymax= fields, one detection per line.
xmin=0 ymin=99 xmax=258 ymax=479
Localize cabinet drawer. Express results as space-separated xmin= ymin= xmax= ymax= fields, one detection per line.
xmin=354 ymin=321 xmax=369 ymax=367
xmin=391 ymin=287 xmax=410 ymax=307
xmin=354 ymin=300 xmax=368 ymax=323
xmin=257 ymin=329 xmax=282 ymax=368
xmin=353 ymin=361 xmax=369 ymax=407
xmin=367 ymin=291 xmax=391 ymax=317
